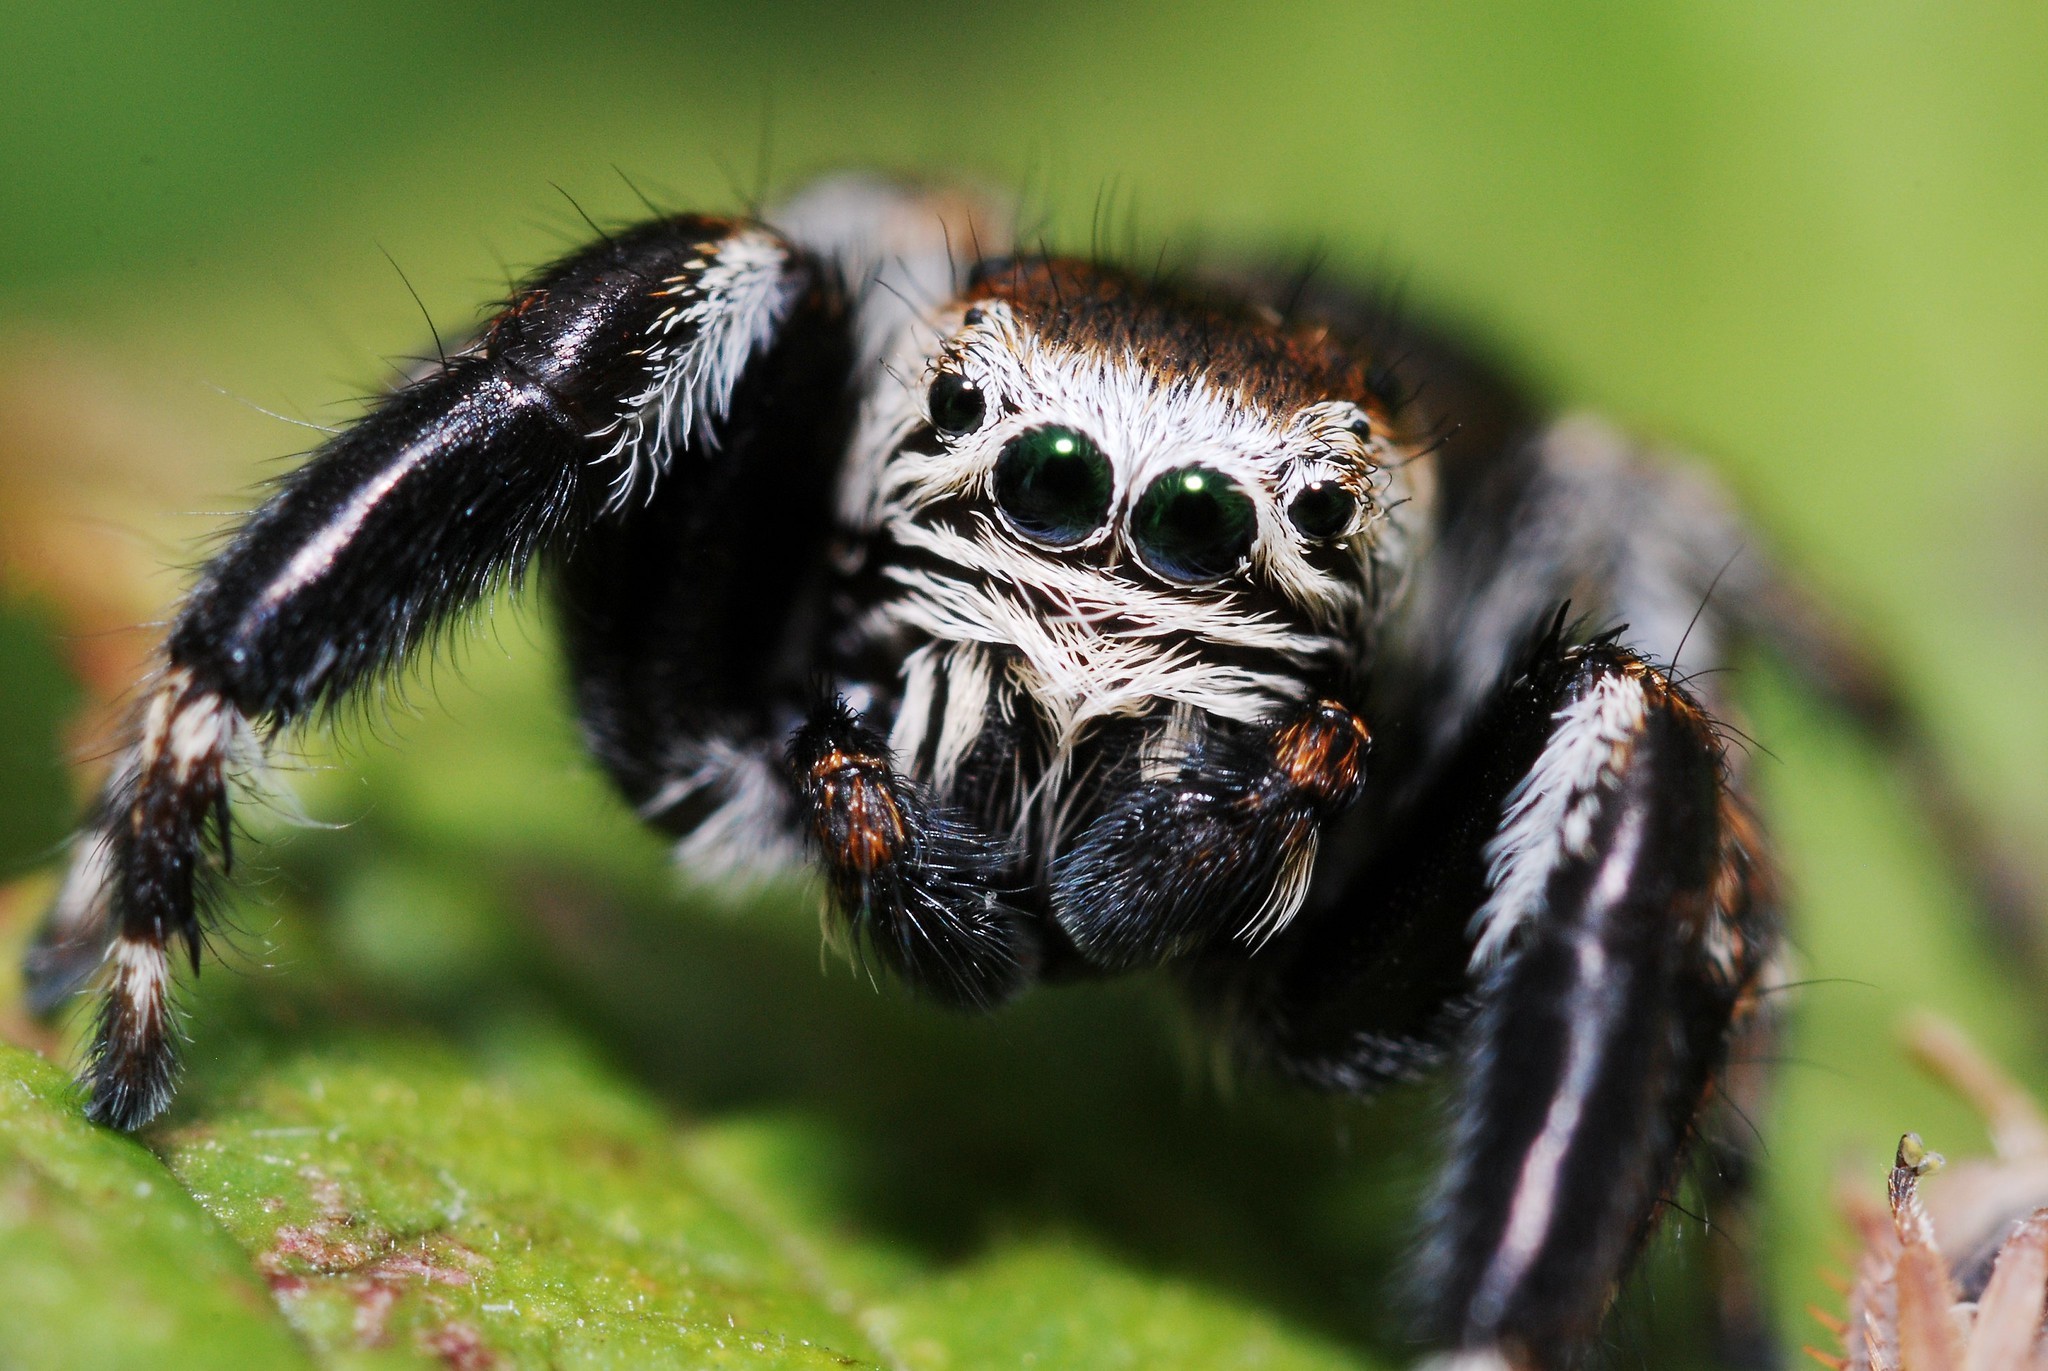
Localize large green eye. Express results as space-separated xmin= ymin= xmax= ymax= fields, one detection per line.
xmin=993 ymin=426 xmax=1114 ymax=547
xmin=1131 ymin=466 xmax=1257 ymax=584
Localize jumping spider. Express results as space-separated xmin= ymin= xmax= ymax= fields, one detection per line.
xmin=23 ymin=174 xmax=2027 ymax=1369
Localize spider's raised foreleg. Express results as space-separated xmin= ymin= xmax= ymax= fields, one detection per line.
xmin=1212 ymin=632 xmax=1773 ymax=1368
xmin=550 ymin=176 xmax=1028 ymax=1011
xmin=27 ymin=215 xmax=835 ymax=1129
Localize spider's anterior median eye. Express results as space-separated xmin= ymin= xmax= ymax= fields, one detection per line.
xmin=1287 ymin=480 xmax=1357 ymax=540
xmin=994 ymin=426 xmax=1114 ymax=546
xmin=929 ymin=372 xmax=986 ymax=436
xmin=1132 ymin=466 xmax=1256 ymax=584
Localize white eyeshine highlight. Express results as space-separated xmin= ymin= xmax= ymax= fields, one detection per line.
xmin=834 ymin=296 xmax=1429 ymax=830
xmin=1468 ymin=671 xmax=1648 ymax=971
xmin=874 ymin=301 xmax=1398 ymax=629
xmin=595 ymin=228 xmax=797 ymax=506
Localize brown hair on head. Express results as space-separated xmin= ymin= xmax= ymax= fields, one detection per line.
xmin=965 ymin=257 xmax=1386 ymax=424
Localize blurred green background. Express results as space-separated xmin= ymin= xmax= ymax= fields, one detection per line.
xmin=3 ymin=3 xmax=2046 ymax=1368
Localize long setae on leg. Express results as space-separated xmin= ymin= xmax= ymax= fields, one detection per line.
xmin=28 ymin=215 xmax=833 ymax=1128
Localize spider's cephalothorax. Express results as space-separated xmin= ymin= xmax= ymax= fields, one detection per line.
xmin=26 ymin=175 xmax=2031 ymax=1370
xmin=816 ymin=256 xmax=1420 ymax=985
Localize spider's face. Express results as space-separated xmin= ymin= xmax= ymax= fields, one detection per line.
xmin=881 ymin=267 xmax=1400 ymax=622
xmin=853 ymin=260 xmax=1426 ymax=746
xmin=935 ymin=301 xmax=1384 ymax=583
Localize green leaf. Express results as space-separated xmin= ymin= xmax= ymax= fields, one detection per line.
xmin=156 ymin=1028 xmax=892 ymax=1369
xmin=0 ymin=1041 xmax=314 ymax=1371
xmin=6 ymin=7 xmax=2048 ymax=1365
xmin=0 ymin=881 xmax=1385 ymax=1370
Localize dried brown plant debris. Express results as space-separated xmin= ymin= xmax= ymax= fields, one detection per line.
xmin=1816 ymin=1016 xmax=2048 ymax=1369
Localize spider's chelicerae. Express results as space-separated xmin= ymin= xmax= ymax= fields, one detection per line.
xmin=24 ymin=175 xmax=2031 ymax=1369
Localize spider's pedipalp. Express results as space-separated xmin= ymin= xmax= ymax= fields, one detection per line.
xmin=788 ymin=696 xmax=1031 ymax=1011
xmin=1048 ymin=697 xmax=1370 ymax=969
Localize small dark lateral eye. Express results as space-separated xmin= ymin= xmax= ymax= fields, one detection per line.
xmin=1347 ymin=415 xmax=1372 ymax=439
xmin=1288 ymin=481 xmax=1356 ymax=540
xmin=994 ymin=426 xmax=1113 ymax=547
xmin=1132 ymin=466 xmax=1256 ymax=584
xmin=929 ymin=373 xmax=987 ymax=436
xmin=963 ymin=306 xmax=985 ymax=325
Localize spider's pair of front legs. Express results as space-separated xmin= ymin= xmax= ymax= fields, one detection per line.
xmin=27 ymin=199 xmax=1767 ymax=1370
xmin=810 ymin=622 xmax=1766 ymax=1362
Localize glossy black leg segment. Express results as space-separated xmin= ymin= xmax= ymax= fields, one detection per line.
xmin=32 ymin=215 xmax=818 ymax=1128
xmin=557 ymin=269 xmax=856 ymax=836
xmin=787 ymin=698 xmax=1030 ymax=1011
xmin=173 ymin=215 xmax=809 ymax=728
xmin=1424 ymin=654 xmax=1750 ymax=1365
xmin=1212 ymin=635 xmax=1767 ymax=1367
xmin=1049 ymin=699 xmax=1371 ymax=971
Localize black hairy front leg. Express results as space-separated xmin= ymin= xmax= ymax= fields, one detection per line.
xmin=1215 ymin=629 xmax=1775 ymax=1368
xmin=28 ymin=214 xmax=828 ymax=1128
xmin=788 ymin=698 xmax=1031 ymax=1010
xmin=1424 ymin=648 xmax=1771 ymax=1367
xmin=1048 ymin=699 xmax=1371 ymax=971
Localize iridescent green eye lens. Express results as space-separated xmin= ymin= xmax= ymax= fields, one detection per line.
xmin=1287 ymin=480 xmax=1356 ymax=540
xmin=1132 ymin=466 xmax=1256 ymax=584
xmin=993 ymin=426 xmax=1113 ymax=546
xmin=929 ymin=372 xmax=986 ymax=436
